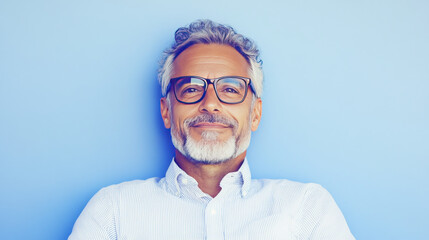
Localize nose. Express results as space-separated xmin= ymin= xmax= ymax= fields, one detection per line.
xmin=198 ymin=85 xmax=222 ymax=113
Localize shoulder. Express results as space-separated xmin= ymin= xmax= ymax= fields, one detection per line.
xmin=261 ymin=180 xmax=350 ymax=230
xmin=250 ymin=178 xmax=336 ymax=210
xmin=105 ymin=177 xmax=161 ymax=190
xmin=91 ymin=177 xmax=163 ymax=202
xmin=254 ymin=178 xmax=328 ymax=198
xmin=259 ymin=181 xmax=355 ymax=239
xmin=252 ymin=179 xmax=353 ymax=238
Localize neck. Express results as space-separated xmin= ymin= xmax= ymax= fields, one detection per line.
xmin=174 ymin=149 xmax=246 ymax=198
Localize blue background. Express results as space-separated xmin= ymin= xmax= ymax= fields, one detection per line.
xmin=1 ymin=0 xmax=428 ymax=239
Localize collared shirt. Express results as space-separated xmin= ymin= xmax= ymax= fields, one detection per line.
xmin=69 ymin=159 xmax=355 ymax=240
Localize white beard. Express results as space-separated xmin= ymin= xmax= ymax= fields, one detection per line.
xmin=170 ymin=114 xmax=252 ymax=164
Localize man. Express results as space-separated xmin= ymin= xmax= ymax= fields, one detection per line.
xmin=69 ymin=20 xmax=355 ymax=240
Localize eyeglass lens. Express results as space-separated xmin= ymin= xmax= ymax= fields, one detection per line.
xmin=174 ymin=77 xmax=247 ymax=103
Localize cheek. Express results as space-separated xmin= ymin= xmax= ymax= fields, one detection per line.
xmin=171 ymin=113 xmax=184 ymax=131
xmin=171 ymin=106 xmax=192 ymax=131
xmin=231 ymin=109 xmax=252 ymax=134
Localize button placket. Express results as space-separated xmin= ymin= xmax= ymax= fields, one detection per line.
xmin=205 ymin=198 xmax=224 ymax=240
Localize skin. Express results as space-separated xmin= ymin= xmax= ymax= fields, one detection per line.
xmin=160 ymin=44 xmax=262 ymax=197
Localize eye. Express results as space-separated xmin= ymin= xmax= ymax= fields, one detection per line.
xmin=223 ymin=87 xmax=239 ymax=94
xmin=180 ymin=86 xmax=203 ymax=97
xmin=184 ymin=88 xmax=199 ymax=93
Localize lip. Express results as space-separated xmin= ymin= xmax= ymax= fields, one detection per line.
xmin=192 ymin=122 xmax=229 ymax=128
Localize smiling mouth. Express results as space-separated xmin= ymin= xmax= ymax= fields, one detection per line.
xmin=192 ymin=122 xmax=230 ymax=128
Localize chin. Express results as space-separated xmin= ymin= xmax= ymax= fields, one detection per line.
xmin=184 ymin=135 xmax=237 ymax=164
xmin=171 ymin=124 xmax=252 ymax=164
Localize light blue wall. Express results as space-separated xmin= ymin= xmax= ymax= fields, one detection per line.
xmin=1 ymin=1 xmax=428 ymax=239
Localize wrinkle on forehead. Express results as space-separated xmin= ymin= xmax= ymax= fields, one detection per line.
xmin=172 ymin=44 xmax=250 ymax=78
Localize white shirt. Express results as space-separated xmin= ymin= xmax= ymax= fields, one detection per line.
xmin=69 ymin=159 xmax=355 ymax=240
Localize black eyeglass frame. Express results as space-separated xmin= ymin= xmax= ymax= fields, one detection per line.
xmin=167 ymin=76 xmax=254 ymax=104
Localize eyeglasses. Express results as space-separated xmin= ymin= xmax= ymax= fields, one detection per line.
xmin=168 ymin=76 xmax=253 ymax=104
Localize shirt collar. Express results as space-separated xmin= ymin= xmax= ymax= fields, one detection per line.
xmin=164 ymin=158 xmax=252 ymax=198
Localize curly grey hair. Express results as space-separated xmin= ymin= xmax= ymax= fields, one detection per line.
xmin=158 ymin=19 xmax=263 ymax=98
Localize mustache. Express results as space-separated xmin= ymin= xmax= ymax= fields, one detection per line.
xmin=185 ymin=113 xmax=238 ymax=129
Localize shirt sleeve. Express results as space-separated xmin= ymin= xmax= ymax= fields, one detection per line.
xmin=301 ymin=184 xmax=355 ymax=240
xmin=68 ymin=187 xmax=118 ymax=240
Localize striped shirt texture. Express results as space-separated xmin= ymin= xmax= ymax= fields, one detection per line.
xmin=69 ymin=159 xmax=355 ymax=240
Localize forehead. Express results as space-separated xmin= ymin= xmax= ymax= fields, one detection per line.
xmin=172 ymin=44 xmax=250 ymax=79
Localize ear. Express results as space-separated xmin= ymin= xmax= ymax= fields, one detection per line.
xmin=160 ymin=97 xmax=171 ymax=129
xmin=251 ymin=98 xmax=262 ymax=131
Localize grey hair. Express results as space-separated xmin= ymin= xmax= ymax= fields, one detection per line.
xmin=158 ymin=19 xmax=263 ymax=98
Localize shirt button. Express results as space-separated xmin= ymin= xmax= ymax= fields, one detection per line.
xmin=181 ymin=178 xmax=188 ymax=185
xmin=211 ymin=209 xmax=217 ymax=215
